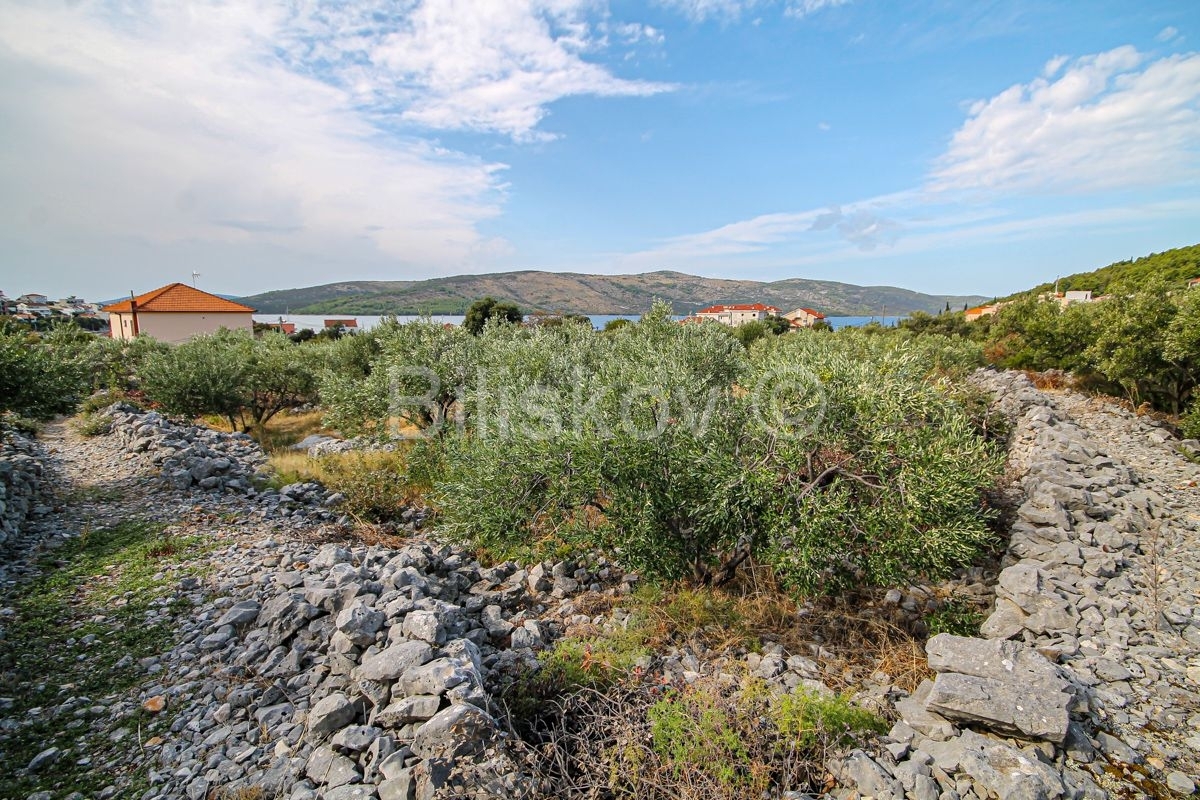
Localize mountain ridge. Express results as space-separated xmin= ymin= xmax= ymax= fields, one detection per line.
xmin=240 ymin=270 xmax=988 ymax=316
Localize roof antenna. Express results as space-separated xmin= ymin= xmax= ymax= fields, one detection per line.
xmin=191 ymin=271 xmax=201 ymax=287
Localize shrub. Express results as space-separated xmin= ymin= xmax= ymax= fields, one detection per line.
xmin=140 ymin=331 xmax=322 ymax=430
xmin=0 ymin=329 xmax=89 ymax=419
xmin=463 ymin=297 xmax=522 ymax=334
xmin=435 ymin=318 xmax=1000 ymax=594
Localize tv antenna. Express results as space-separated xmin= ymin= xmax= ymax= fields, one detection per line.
xmin=191 ymin=271 xmax=201 ymax=287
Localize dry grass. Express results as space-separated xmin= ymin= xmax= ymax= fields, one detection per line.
xmin=201 ymin=409 xmax=332 ymax=452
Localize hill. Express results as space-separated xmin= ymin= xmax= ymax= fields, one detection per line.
xmin=239 ymin=270 xmax=987 ymax=316
xmin=1011 ymin=243 xmax=1200 ymax=299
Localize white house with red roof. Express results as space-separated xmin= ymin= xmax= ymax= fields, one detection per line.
xmin=782 ymin=307 xmax=827 ymax=328
xmin=693 ymin=302 xmax=781 ymax=327
xmin=102 ymin=283 xmax=255 ymax=343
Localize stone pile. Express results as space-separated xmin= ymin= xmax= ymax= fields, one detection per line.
xmin=831 ymin=369 xmax=1200 ymax=799
xmin=142 ymin=540 xmax=640 ymax=800
xmin=98 ymin=403 xmax=344 ymax=522
xmin=0 ymin=428 xmax=46 ymax=549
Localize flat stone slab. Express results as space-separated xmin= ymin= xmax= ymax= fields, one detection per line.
xmin=924 ymin=634 xmax=1072 ymax=744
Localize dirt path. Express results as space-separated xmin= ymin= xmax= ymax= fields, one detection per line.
xmin=0 ymin=420 xmax=317 ymax=799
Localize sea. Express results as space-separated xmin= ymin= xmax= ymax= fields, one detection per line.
xmin=254 ymin=314 xmax=904 ymax=332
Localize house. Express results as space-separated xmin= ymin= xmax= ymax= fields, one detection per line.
xmin=259 ymin=320 xmax=297 ymax=335
xmin=15 ymin=293 xmax=49 ymax=306
xmin=964 ymin=304 xmax=999 ymax=322
xmin=102 ymin=283 xmax=255 ymax=343
xmin=323 ymin=319 xmax=358 ymax=330
xmin=693 ymin=303 xmax=781 ymax=327
xmin=16 ymin=302 xmax=54 ymax=317
xmin=1188 ymin=277 xmax=1200 ymax=289
xmin=782 ymin=307 xmax=826 ymax=328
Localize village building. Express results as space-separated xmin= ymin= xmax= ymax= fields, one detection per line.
xmin=965 ymin=304 xmax=999 ymax=322
xmin=693 ymin=303 xmax=781 ymax=327
xmin=782 ymin=307 xmax=827 ymax=328
xmin=323 ymin=319 xmax=358 ymax=330
xmin=102 ymin=283 xmax=255 ymax=343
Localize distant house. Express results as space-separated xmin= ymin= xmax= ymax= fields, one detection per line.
xmin=782 ymin=307 xmax=826 ymax=328
xmin=15 ymin=293 xmax=49 ymax=306
xmin=102 ymin=283 xmax=255 ymax=343
xmin=964 ymin=304 xmax=999 ymax=322
xmin=694 ymin=303 xmax=781 ymax=327
xmin=1189 ymin=277 xmax=1200 ymax=289
xmin=16 ymin=302 xmax=54 ymax=317
xmin=323 ymin=319 xmax=358 ymax=330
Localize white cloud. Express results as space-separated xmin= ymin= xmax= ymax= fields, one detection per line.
xmin=346 ymin=0 xmax=673 ymax=140
xmin=655 ymin=0 xmax=849 ymax=22
xmin=783 ymin=0 xmax=852 ymax=19
xmin=0 ymin=1 xmax=512 ymax=280
xmin=1157 ymin=26 xmax=1181 ymax=44
xmin=930 ymin=46 xmax=1200 ymax=193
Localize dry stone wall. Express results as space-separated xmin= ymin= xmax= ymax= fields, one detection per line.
xmin=0 ymin=429 xmax=47 ymax=550
xmin=831 ymin=369 xmax=1200 ymax=799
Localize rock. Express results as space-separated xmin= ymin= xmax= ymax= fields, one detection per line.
xmin=336 ymin=601 xmax=386 ymax=647
xmin=1166 ymin=772 xmax=1195 ymax=795
xmin=309 ymin=692 xmax=359 ymax=739
xmin=305 ymin=745 xmax=362 ymax=789
xmin=379 ymin=771 xmax=415 ymax=800
xmin=375 ymin=695 xmax=442 ymax=728
xmin=410 ymin=704 xmax=498 ymax=760
xmin=402 ymin=610 xmax=445 ymax=644
xmin=355 ymin=641 xmax=434 ymax=682
xmin=398 ymin=658 xmax=471 ymax=698
xmin=949 ymin=730 xmax=1067 ymax=800
xmin=832 ymin=749 xmax=901 ymax=800
xmin=924 ymin=635 xmax=1072 ymax=743
xmin=26 ymin=746 xmax=60 ymax=771
xmin=216 ymin=599 xmax=262 ymax=626
xmin=332 ymin=725 xmax=382 ymax=753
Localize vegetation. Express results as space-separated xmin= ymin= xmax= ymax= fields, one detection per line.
xmin=0 ymin=326 xmax=90 ymax=419
xmin=0 ymin=521 xmax=210 ymax=797
xmin=323 ymin=303 xmax=1000 ymax=594
xmin=463 ymin=296 xmax=523 ymax=334
xmin=139 ymin=330 xmax=327 ymax=431
xmin=1014 ymin=243 xmax=1200 ymax=298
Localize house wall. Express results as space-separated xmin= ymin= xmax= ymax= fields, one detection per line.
xmin=108 ymin=312 xmax=253 ymax=343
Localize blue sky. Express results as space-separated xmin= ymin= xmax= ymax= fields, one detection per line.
xmin=1 ymin=0 xmax=1198 ymax=301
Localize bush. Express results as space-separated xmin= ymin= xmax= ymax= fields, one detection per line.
xmin=432 ymin=315 xmax=1000 ymax=593
xmin=140 ymin=331 xmax=323 ymax=430
xmin=0 ymin=329 xmax=89 ymax=419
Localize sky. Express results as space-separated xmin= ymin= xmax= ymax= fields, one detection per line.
xmin=1 ymin=0 xmax=1198 ymax=301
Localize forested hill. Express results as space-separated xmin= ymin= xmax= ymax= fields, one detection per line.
xmin=239 ymin=270 xmax=987 ymax=316
xmin=1015 ymin=243 xmax=1200 ymax=299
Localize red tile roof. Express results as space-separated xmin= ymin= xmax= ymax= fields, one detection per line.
xmin=794 ymin=307 xmax=825 ymax=319
xmin=102 ymin=283 xmax=255 ymax=313
xmin=696 ymin=303 xmax=781 ymax=315
xmin=324 ymin=319 xmax=358 ymax=328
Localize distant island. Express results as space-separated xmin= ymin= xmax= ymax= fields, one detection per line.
xmin=238 ymin=270 xmax=988 ymax=317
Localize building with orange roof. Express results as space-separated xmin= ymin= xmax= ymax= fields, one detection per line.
xmin=693 ymin=302 xmax=781 ymax=327
xmin=964 ymin=304 xmax=999 ymax=322
xmin=102 ymin=283 xmax=255 ymax=343
xmin=782 ymin=306 xmax=826 ymax=328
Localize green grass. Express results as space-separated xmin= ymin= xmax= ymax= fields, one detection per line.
xmin=925 ymin=599 xmax=984 ymax=638
xmin=0 ymin=520 xmax=212 ymax=797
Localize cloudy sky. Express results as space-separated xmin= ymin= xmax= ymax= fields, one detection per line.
xmin=1 ymin=0 xmax=1197 ymax=300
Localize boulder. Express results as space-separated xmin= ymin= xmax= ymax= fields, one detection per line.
xmin=924 ymin=635 xmax=1072 ymax=743
xmin=410 ymin=704 xmax=498 ymax=760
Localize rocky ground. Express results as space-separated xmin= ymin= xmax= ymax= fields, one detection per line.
xmin=1 ymin=374 xmax=1198 ymax=799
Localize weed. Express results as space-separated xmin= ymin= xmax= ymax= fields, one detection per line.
xmin=926 ymin=599 xmax=984 ymax=638
xmin=73 ymin=411 xmax=113 ymax=436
